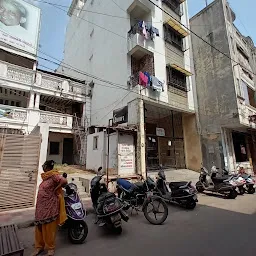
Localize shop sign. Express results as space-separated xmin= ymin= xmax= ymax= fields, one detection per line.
xmin=156 ymin=128 xmax=165 ymax=137
xmin=113 ymin=106 xmax=128 ymax=124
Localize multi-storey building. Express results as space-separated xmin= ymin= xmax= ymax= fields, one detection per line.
xmin=60 ymin=0 xmax=202 ymax=176
xmin=190 ymin=0 xmax=256 ymax=173
xmin=0 ymin=0 xmax=89 ymax=212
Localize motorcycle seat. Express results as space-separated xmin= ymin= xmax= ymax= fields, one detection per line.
xmin=169 ymin=182 xmax=188 ymax=190
xmin=117 ymin=178 xmax=136 ymax=193
xmin=134 ymin=182 xmax=144 ymax=189
xmin=212 ymin=176 xmax=229 ymax=183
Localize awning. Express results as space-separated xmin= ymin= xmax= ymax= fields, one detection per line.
xmin=164 ymin=17 xmax=189 ymax=37
xmin=177 ymin=0 xmax=186 ymax=2
xmin=169 ymin=64 xmax=193 ymax=76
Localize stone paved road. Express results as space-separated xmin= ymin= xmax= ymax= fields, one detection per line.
xmin=20 ymin=193 xmax=256 ymax=256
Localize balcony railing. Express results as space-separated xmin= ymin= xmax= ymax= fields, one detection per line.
xmin=5 ymin=64 xmax=34 ymax=85
xmin=39 ymin=111 xmax=73 ymax=128
xmin=0 ymin=104 xmax=28 ymax=122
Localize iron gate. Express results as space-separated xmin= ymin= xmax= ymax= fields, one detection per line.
xmin=0 ymin=133 xmax=41 ymax=212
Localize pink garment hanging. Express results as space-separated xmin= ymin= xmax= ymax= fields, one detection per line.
xmin=142 ymin=21 xmax=148 ymax=39
xmin=139 ymin=72 xmax=148 ymax=87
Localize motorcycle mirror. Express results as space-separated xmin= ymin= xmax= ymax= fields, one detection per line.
xmin=63 ymin=172 xmax=67 ymax=178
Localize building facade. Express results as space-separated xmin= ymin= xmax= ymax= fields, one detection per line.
xmin=190 ymin=0 xmax=256 ymax=173
xmin=60 ymin=0 xmax=202 ymax=176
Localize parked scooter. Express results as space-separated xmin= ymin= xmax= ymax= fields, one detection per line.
xmin=62 ymin=173 xmax=88 ymax=244
xmin=156 ymin=168 xmax=198 ymax=209
xmin=90 ymin=167 xmax=129 ymax=234
xmin=222 ymin=169 xmax=246 ymax=195
xmin=241 ymin=174 xmax=256 ymax=194
xmin=196 ymin=166 xmax=237 ymax=199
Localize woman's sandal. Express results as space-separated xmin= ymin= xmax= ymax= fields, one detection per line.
xmin=48 ymin=249 xmax=55 ymax=256
xmin=32 ymin=248 xmax=44 ymax=256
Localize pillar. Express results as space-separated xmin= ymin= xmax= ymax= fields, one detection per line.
xmin=35 ymin=93 xmax=40 ymax=109
xmin=137 ymin=98 xmax=146 ymax=178
xmin=28 ymin=92 xmax=35 ymax=108
xmin=34 ymin=124 xmax=49 ymax=204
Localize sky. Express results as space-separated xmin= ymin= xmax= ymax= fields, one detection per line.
xmin=31 ymin=0 xmax=255 ymax=72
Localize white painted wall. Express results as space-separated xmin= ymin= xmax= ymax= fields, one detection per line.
xmin=86 ymin=131 xmax=105 ymax=171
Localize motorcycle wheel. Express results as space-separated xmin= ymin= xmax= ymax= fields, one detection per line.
xmin=196 ymin=182 xmax=204 ymax=193
xmin=238 ymin=186 xmax=245 ymax=195
xmin=228 ymin=189 xmax=237 ymax=199
xmin=248 ymin=187 xmax=255 ymax=194
xmin=185 ymin=201 xmax=197 ymax=210
xmin=143 ymin=197 xmax=168 ymax=225
xmin=114 ymin=226 xmax=122 ymax=235
xmin=68 ymin=220 xmax=88 ymax=244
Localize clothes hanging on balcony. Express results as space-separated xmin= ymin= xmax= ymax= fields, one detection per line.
xmin=151 ymin=76 xmax=164 ymax=92
xmin=144 ymin=72 xmax=151 ymax=86
xmin=139 ymin=72 xmax=148 ymax=87
xmin=148 ymin=26 xmax=160 ymax=39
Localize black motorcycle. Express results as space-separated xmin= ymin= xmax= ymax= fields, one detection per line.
xmin=156 ymin=169 xmax=198 ymax=209
xmin=116 ymin=175 xmax=168 ymax=225
xmin=90 ymin=167 xmax=129 ymax=234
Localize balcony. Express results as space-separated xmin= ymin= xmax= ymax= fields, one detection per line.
xmin=127 ymin=0 xmax=151 ymax=15
xmin=39 ymin=111 xmax=73 ymax=130
xmin=0 ymin=61 xmax=86 ymax=101
xmin=0 ymin=61 xmax=34 ymax=89
xmin=238 ymin=99 xmax=256 ymax=128
xmin=35 ymin=71 xmax=86 ymax=100
xmin=127 ymin=24 xmax=155 ymax=58
xmin=0 ymin=104 xmax=28 ymax=129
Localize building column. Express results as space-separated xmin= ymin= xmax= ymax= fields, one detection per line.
xmin=35 ymin=93 xmax=40 ymax=109
xmin=28 ymin=92 xmax=35 ymax=108
xmin=81 ymin=102 xmax=86 ymax=127
xmin=34 ymin=124 xmax=49 ymax=204
xmin=137 ymin=98 xmax=146 ymax=178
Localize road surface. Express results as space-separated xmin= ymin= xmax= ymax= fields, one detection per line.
xmin=20 ymin=193 xmax=256 ymax=256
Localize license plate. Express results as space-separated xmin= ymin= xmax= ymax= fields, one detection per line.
xmin=111 ymin=214 xmax=121 ymax=223
xmin=71 ymin=202 xmax=82 ymax=210
xmin=146 ymin=191 xmax=154 ymax=198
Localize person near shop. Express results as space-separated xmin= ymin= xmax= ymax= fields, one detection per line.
xmin=33 ymin=160 xmax=67 ymax=256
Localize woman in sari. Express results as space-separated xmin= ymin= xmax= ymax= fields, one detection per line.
xmin=33 ymin=160 xmax=67 ymax=256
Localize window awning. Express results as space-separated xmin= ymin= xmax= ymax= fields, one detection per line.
xmin=164 ymin=17 xmax=189 ymax=37
xmin=169 ymin=64 xmax=193 ymax=76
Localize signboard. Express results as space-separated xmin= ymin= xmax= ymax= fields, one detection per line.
xmin=0 ymin=0 xmax=41 ymax=56
xmin=119 ymin=144 xmax=134 ymax=170
xmin=156 ymin=127 xmax=165 ymax=137
xmin=113 ymin=106 xmax=128 ymax=125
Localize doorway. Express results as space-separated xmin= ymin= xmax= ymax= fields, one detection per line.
xmin=62 ymin=138 xmax=74 ymax=164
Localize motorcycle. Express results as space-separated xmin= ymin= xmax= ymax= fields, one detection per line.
xmin=156 ymin=168 xmax=198 ymax=209
xmin=196 ymin=166 xmax=237 ymax=199
xmin=241 ymin=174 xmax=256 ymax=194
xmin=90 ymin=167 xmax=129 ymax=234
xmin=116 ymin=175 xmax=168 ymax=225
xmin=222 ymin=169 xmax=246 ymax=195
xmin=62 ymin=173 xmax=88 ymax=244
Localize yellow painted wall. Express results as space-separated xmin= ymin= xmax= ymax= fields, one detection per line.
xmin=183 ymin=114 xmax=202 ymax=171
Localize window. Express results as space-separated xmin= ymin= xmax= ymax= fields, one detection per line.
xmin=16 ymin=101 xmax=20 ymax=107
xmin=166 ymin=66 xmax=187 ymax=91
xmin=164 ymin=25 xmax=183 ymax=50
xmin=4 ymin=100 xmax=8 ymax=105
xmin=11 ymin=101 xmax=14 ymax=106
xmin=50 ymin=142 xmax=60 ymax=155
xmin=0 ymin=99 xmax=3 ymax=104
xmin=93 ymin=136 xmax=98 ymax=150
xmin=162 ymin=0 xmax=181 ymax=15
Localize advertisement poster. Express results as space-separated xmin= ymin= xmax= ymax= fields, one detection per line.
xmin=119 ymin=142 xmax=134 ymax=173
xmin=0 ymin=0 xmax=41 ymax=55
